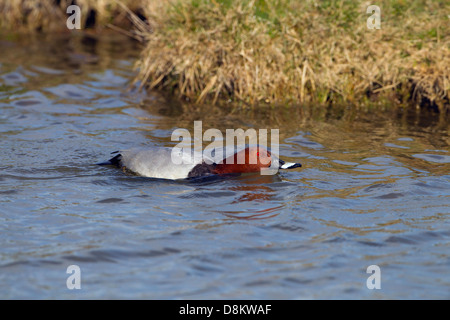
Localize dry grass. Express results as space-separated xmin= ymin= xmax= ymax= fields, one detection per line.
xmin=133 ymin=0 xmax=449 ymax=110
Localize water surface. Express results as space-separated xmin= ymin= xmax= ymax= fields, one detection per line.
xmin=0 ymin=34 xmax=449 ymax=299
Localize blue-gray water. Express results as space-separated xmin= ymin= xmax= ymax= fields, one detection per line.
xmin=0 ymin=34 xmax=449 ymax=299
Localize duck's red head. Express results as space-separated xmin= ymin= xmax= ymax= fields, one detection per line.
xmin=212 ymin=146 xmax=301 ymax=175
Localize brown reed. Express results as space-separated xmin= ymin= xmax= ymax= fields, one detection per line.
xmin=133 ymin=0 xmax=449 ymax=110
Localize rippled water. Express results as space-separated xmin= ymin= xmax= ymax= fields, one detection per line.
xmin=0 ymin=34 xmax=449 ymax=299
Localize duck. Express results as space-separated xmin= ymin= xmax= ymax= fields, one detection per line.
xmin=98 ymin=145 xmax=302 ymax=180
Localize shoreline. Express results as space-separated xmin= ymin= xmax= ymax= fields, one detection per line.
xmin=1 ymin=0 xmax=448 ymax=111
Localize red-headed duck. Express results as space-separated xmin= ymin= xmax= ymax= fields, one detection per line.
xmin=99 ymin=145 xmax=301 ymax=180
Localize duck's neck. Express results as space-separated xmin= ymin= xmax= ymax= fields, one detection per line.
xmin=212 ymin=162 xmax=262 ymax=174
xmin=212 ymin=151 xmax=266 ymax=174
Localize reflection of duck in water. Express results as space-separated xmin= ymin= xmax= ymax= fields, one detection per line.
xmin=99 ymin=145 xmax=302 ymax=180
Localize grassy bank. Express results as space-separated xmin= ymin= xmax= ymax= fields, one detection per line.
xmin=1 ymin=0 xmax=449 ymax=110
xmin=134 ymin=0 xmax=449 ymax=110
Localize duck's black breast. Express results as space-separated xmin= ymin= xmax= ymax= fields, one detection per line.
xmin=187 ymin=162 xmax=217 ymax=178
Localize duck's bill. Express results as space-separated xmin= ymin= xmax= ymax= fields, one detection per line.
xmin=279 ymin=159 xmax=302 ymax=169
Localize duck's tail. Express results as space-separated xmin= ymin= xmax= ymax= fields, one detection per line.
xmin=97 ymin=151 xmax=122 ymax=166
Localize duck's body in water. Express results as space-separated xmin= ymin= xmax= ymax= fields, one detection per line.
xmin=99 ymin=145 xmax=302 ymax=180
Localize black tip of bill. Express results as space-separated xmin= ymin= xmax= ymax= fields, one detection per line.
xmin=279 ymin=159 xmax=302 ymax=170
